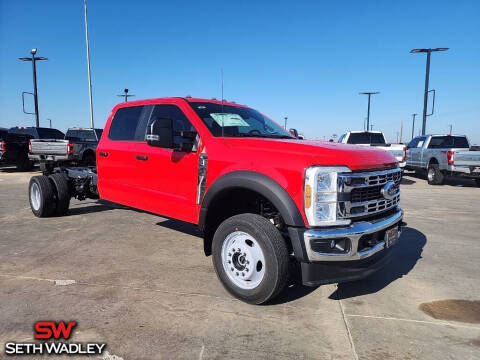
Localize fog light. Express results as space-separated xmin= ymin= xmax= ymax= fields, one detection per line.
xmin=311 ymin=238 xmax=350 ymax=254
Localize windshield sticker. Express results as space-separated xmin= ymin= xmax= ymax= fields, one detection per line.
xmin=210 ymin=113 xmax=249 ymax=127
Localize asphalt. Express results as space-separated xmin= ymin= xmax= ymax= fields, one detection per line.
xmin=0 ymin=167 xmax=479 ymax=359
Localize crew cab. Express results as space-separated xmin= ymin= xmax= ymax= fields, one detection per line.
xmin=338 ymin=131 xmax=406 ymax=168
xmin=406 ymin=134 xmax=480 ymax=186
xmin=27 ymin=97 xmax=404 ymax=304
xmin=29 ymin=127 xmax=102 ymax=172
xmin=1 ymin=127 xmax=64 ymax=171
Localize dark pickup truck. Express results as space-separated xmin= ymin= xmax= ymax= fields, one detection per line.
xmin=29 ymin=128 xmax=103 ymax=172
xmin=1 ymin=127 xmax=64 ymax=171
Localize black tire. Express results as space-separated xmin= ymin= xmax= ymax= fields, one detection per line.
xmin=28 ymin=175 xmax=56 ymax=217
xmin=49 ymin=173 xmax=71 ymax=216
xmin=427 ymin=163 xmax=444 ymax=185
xmin=82 ymin=151 xmax=96 ymax=166
xmin=212 ymin=213 xmax=290 ymax=304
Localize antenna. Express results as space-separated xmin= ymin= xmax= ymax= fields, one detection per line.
xmin=221 ymin=68 xmax=224 ymax=137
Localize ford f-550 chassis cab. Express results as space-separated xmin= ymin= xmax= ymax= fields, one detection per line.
xmin=27 ymin=97 xmax=404 ymax=304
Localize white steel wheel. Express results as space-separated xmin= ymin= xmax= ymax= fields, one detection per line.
xmin=221 ymin=231 xmax=266 ymax=289
xmin=212 ymin=213 xmax=290 ymax=304
xmin=427 ymin=168 xmax=435 ymax=182
xmin=30 ymin=182 xmax=41 ymax=211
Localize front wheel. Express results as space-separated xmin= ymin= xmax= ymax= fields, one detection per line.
xmin=212 ymin=213 xmax=290 ymax=304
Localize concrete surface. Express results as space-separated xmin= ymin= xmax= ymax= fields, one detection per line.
xmin=0 ymin=167 xmax=479 ymax=359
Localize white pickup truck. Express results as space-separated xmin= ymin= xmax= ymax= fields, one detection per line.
xmin=405 ymin=134 xmax=480 ymax=186
xmin=338 ymin=131 xmax=406 ymax=168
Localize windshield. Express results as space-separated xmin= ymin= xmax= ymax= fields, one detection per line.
xmin=347 ymin=132 xmax=386 ymax=145
xmin=188 ymin=102 xmax=293 ymax=139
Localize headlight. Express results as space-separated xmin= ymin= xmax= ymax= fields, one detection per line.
xmin=304 ymin=166 xmax=351 ymax=226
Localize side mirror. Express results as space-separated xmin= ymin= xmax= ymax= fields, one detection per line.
xmin=289 ymin=128 xmax=299 ymax=138
xmin=146 ymin=118 xmax=173 ymax=148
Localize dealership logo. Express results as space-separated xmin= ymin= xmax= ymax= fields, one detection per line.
xmin=4 ymin=321 xmax=106 ymax=356
xmin=380 ymin=181 xmax=398 ymax=200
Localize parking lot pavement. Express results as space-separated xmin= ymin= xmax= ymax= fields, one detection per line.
xmin=1 ymin=168 xmax=479 ymax=359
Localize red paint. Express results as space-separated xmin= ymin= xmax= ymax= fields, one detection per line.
xmin=34 ymin=321 xmax=77 ymax=340
xmin=97 ymin=98 xmax=397 ymax=226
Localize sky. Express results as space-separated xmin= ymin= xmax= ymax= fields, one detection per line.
xmin=1 ymin=0 xmax=479 ymax=144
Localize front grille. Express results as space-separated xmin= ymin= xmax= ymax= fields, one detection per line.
xmin=351 ymin=185 xmax=382 ymax=202
xmin=338 ymin=168 xmax=402 ymax=219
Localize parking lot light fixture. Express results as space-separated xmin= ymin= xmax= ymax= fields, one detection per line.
xmin=410 ymin=47 xmax=449 ymax=135
xmin=19 ymin=48 xmax=48 ymax=128
xmin=359 ymin=92 xmax=380 ymax=131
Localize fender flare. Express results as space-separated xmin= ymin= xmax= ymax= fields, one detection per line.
xmin=198 ymin=170 xmax=305 ymax=230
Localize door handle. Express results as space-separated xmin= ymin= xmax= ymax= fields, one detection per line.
xmin=136 ymin=155 xmax=148 ymax=161
xmin=99 ymin=152 xmax=109 ymax=157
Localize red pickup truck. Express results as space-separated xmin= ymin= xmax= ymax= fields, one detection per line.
xmin=27 ymin=97 xmax=404 ymax=304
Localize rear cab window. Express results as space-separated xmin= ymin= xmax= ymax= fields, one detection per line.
xmin=428 ymin=136 xmax=469 ymax=149
xmin=36 ymin=128 xmax=65 ymax=139
xmin=346 ymin=132 xmax=386 ymax=145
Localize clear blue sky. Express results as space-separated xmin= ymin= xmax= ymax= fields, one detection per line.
xmin=1 ymin=0 xmax=479 ymax=143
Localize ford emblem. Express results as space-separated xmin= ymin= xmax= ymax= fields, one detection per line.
xmin=381 ymin=181 xmax=397 ymax=200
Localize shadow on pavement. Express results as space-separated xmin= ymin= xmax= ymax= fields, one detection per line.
xmin=156 ymin=219 xmax=202 ymax=238
xmin=401 ymin=177 xmax=416 ymax=185
xmin=265 ymin=262 xmax=318 ymax=305
xmin=329 ymin=227 xmax=426 ymax=300
xmin=403 ymin=172 xmax=478 ymax=188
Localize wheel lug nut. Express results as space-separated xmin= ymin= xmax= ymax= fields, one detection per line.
xmin=228 ymin=260 xmax=231 ymax=264
xmin=242 ymin=272 xmax=245 ymax=276
xmin=246 ymin=261 xmax=249 ymax=264
xmin=228 ymin=253 xmax=231 ymax=257
xmin=236 ymin=272 xmax=239 ymax=276
xmin=245 ymin=268 xmax=249 ymax=272
xmin=230 ymin=267 xmax=234 ymax=271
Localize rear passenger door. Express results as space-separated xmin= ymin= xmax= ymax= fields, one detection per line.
xmin=96 ymin=105 xmax=154 ymax=208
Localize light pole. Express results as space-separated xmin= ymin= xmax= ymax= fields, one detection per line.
xmin=47 ymin=118 xmax=52 ymax=128
xmin=410 ymin=47 xmax=449 ymax=135
xmin=284 ymin=117 xmax=288 ymax=130
xmin=359 ymin=91 xmax=379 ymax=132
xmin=83 ymin=0 xmax=94 ymax=128
xmin=411 ymin=113 xmax=417 ymax=140
xmin=117 ymin=88 xmax=135 ymax=102
xmin=448 ymin=124 xmax=452 ymax=134
xmin=19 ymin=48 xmax=47 ymax=128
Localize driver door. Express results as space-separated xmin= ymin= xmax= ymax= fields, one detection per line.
xmin=134 ymin=102 xmax=201 ymax=223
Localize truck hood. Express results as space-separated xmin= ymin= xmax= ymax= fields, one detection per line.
xmin=223 ymin=138 xmax=397 ymax=171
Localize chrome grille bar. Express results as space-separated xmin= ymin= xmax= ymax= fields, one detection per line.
xmin=338 ymin=168 xmax=402 ymax=219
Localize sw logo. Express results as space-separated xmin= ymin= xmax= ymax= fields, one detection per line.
xmin=4 ymin=321 xmax=106 ymax=356
xmin=34 ymin=321 xmax=77 ymax=340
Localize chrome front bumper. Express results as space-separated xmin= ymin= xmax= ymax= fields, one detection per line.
xmin=304 ymin=209 xmax=403 ymax=262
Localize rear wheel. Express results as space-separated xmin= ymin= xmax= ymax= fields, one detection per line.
xmin=29 ymin=176 xmax=56 ymax=217
xmin=427 ymin=164 xmax=444 ymax=185
xmin=49 ymin=173 xmax=71 ymax=216
xmin=212 ymin=213 xmax=289 ymax=304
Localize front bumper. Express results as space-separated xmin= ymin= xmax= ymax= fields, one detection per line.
xmin=289 ymin=208 xmax=404 ymax=286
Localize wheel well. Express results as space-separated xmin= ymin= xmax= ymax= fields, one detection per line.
xmin=202 ymin=188 xmax=288 ymax=256
xmin=82 ymin=149 xmax=95 ymax=158
xmin=429 ymin=158 xmax=439 ymax=166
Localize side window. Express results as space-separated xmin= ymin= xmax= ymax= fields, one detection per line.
xmin=108 ymin=106 xmax=153 ymax=141
xmin=407 ymin=137 xmax=418 ymax=149
xmin=147 ymin=105 xmax=196 ymax=145
xmin=83 ymin=131 xmax=98 ymax=142
xmin=417 ymin=137 xmax=426 ymax=148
